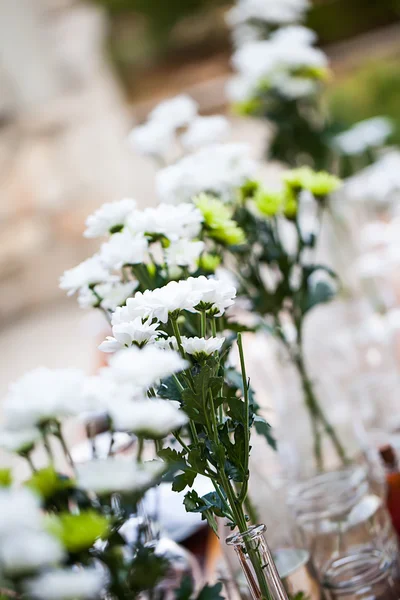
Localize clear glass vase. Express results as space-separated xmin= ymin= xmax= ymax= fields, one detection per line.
xmin=287 ymin=466 xmax=399 ymax=579
xmin=322 ymin=550 xmax=399 ymax=600
xmin=226 ymin=525 xmax=289 ymax=600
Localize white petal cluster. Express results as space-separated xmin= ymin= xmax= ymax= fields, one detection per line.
xmin=3 ymin=367 xmax=85 ymax=430
xmin=109 ymin=399 xmax=188 ymax=438
xmin=25 ymin=567 xmax=105 ymax=600
xmin=99 ymin=317 xmax=164 ymax=353
xmin=181 ymin=115 xmax=230 ymax=150
xmin=188 ymin=275 xmax=237 ymax=316
xmin=149 ymin=94 xmax=198 ymax=129
xmin=99 ymin=231 xmax=148 ymax=270
xmin=112 ymin=276 xmax=237 ymax=326
xmin=181 ymin=336 xmax=225 ymax=357
xmin=128 ymin=120 xmax=175 ymax=157
xmin=59 ymin=256 xmax=114 ymax=295
xmin=77 ymin=280 xmax=138 ymax=310
xmin=77 ymin=457 xmax=165 ymax=495
xmin=128 ymin=94 xmax=198 ymax=159
xmin=227 ymin=0 xmax=309 ymax=28
xmin=108 ymin=345 xmax=188 ymax=388
xmin=165 ymin=239 xmax=205 ymax=271
xmin=156 ymin=143 xmax=257 ymax=204
xmin=127 ymin=202 xmax=203 ymax=241
xmin=84 ymin=198 xmax=137 ymax=238
xmin=0 ymin=489 xmax=64 ymax=576
xmin=228 ymin=26 xmax=327 ymax=103
xmin=0 ymin=427 xmax=41 ymax=453
xmin=80 ymin=374 xmax=138 ymax=414
xmin=332 ymin=117 xmax=393 ymax=156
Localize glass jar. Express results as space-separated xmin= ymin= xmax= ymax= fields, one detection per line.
xmin=322 ymin=550 xmax=399 ymax=600
xmin=288 ymin=466 xmax=399 ymax=579
xmin=226 ymin=525 xmax=289 ymax=600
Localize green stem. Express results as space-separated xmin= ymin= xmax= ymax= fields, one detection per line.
xmin=200 ymin=310 xmax=207 ymax=338
xmin=137 ymin=437 xmax=144 ymax=462
xmin=237 ymin=334 xmax=250 ymax=503
xmin=55 ymin=423 xmax=76 ymax=473
xmin=24 ymin=453 xmax=37 ymax=473
xmin=171 ymin=318 xmax=185 ymax=357
xmin=40 ymin=428 xmax=54 ymax=465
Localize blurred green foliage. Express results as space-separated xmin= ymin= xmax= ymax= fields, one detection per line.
xmin=328 ymin=58 xmax=400 ymax=144
xmin=308 ymin=0 xmax=399 ymax=44
xmin=93 ymin=0 xmax=229 ymax=42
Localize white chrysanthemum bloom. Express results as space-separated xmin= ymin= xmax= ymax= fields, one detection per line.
xmin=124 ymin=280 xmax=204 ymax=323
xmin=109 ymin=399 xmax=188 ymax=437
xmin=188 ymin=275 xmax=237 ymax=316
xmin=80 ymin=375 xmax=138 ymax=414
xmin=25 ymin=567 xmax=105 ymax=600
xmin=0 ymin=489 xmax=43 ymax=536
xmin=181 ymin=115 xmax=230 ymax=150
xmin=99 ymin=231 xmax=148 ymax=270
xmin=181 ymin=336 xmax=225 ymax=357
xmin=226 ymin=75 xmax=254 ymax=103
xmin=271 ymin=73 xmax=317 ymax=99
xmin=3 ymin=367 xmax=85 ymax=430
xmin=165 ymin=239 xmax=205 ymax=272
xmin=127 ymin=203 xmax=203 ymax=241
xmin=156 ymin=143 xmax=257 ymax=204
xmin=84 ymin=198 xmax=137 ymax=238
xmin=333 ymin=117 xmax=393 ymax=156
xmin=128 ymin=120 xmax=175 ymax=157
xmin=0 ymin=531 xmax=65 ymax=575
xmin=270 ymin=25 xmax=317 ymax=46
xmin=77 ymin=458 xmax=165 ymax=495
xmin=226 ymin=0 xmax=309 ymax=27
xmin=232 ymin=39 xmax=326 ymax=84
xmin=154 ymin=336 xmax=179 ymax=351
xmin=77 ymin=286 xmax=98 ymax=309
xmin=149 ymin=94 xmax=198 ymax=129
xmin=108 ymin=345 xmax=188 ymax=388
xmin=99 ymin=317 xmax=164 ymax=353
xmin=59 ymin=256 xmax=113 ymax=295
xmin=98 ymin=281 xmax=138 ymax=310
xmin=0 ymin=427 xmax=40 ymax=454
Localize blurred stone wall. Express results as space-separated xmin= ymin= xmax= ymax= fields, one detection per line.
xmin=0 ymin=0 xmax=139 ymax=324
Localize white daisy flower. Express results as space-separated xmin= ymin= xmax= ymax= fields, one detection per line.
xmin=165 ymin=239 xmax=205 ymax=272
xmin=128 ymin=120 xmax=175 ymax=158
xmin=25 ymin=567 xmax=106 ymax=600
xmin=0 ymin=427 xmax=40 ymax=454
xmin=0 ymin=531 xmax=65 ymax=575
xmin=181 ymin=336 xmax=225 ymax=357
xmin=181 ymin=115 xmax=230 ymax=150
xmin=127 ymin=203 xmax=203 ymax=241
xmin=0 ymin=489 xmax=43 ymax=537
xmin=84 ymin=198 xmax=137 ymax=238
xmin=149 ymin=94 xmax=198 ymax=129
xmin=226 ymin=0 xmax=309 ymax=28
xmin=59 ymin=256 xmax=113 ymax=296
xmin=156 ymin=143 xmax=257 ymax=204
xmin=99 ymin=317 xmax=164 ymax=353
xmin=76 ymin=458 xmax=165 ymax=495
xmin=3 ymin=367 xmax=85 ymax=430
xmin=187 ymin=275 xmax=237 ymax=316
xmin=99 ymin=231 xmax=148 ymax=270
xmin=97 ymin=281 xmax=138 ymax=310
xmin=108 ymin=345 xmax=188 ymax=389
xmin=109 ymin=399 xmax=188 ymax=438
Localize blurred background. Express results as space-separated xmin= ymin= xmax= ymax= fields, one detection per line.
xmin=1 ymin=0 xmax=400 ymax=394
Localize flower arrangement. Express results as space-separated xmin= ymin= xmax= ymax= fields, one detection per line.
xmin=0 ymin=271 xmax=278 ymax=599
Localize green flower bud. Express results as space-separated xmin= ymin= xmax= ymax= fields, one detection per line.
xmin=47 ymin=511 xmax=109 ymax=553
xmin=283 ymin=190 xmax=298 ymax=219
xmin=0 ymin=468 xmax=12 ymax=488
xmin=198 ymin=253 xmax=221 ymax=273
xmin=194 ymin=193 xmax=245 ymax=246
xmin=239 ymin=180 xmax=260 ymax=202
xmin=254 ymin=188 xmax=283 ymax=217
xmin=233 ymin=98 xmax=262 ymax=117
xmin=283 ymin=167 xmax=341 ymax=198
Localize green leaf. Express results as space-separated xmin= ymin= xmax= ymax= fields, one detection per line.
xmin=172 ymin=470 xmax=197 ymax=492
xmin=219 ymin=423 xmax=246 ymax=482
xmin=0 ymin=468 xmax=12 ymax=487
xmin=47 ymin=510 xmax=109 ymax=553
xmin=175 ymin=575 xmax=194 ymax=600
xmin=157 ymin=375 xmax=183 ymax=402
xmin=254 ymin=416 xmax=277 ymax=450
xmin=128 ymin=545 xmax=169 ymax=594
xmin=25 ymin=467 xmax=73 ymax=500
xmin=181 ymin=365 xmax=216 ymax=425
xmin=197 ymin=582 xmax=225 ymax=600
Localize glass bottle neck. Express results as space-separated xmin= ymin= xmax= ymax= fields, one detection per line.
xmin=226 ymin=525 xmax=289 ymax=600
